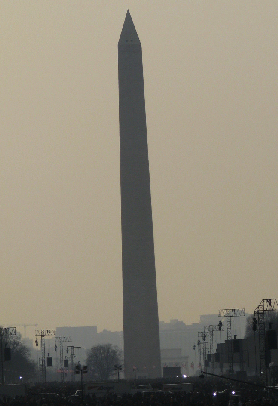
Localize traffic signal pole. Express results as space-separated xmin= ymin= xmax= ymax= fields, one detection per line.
xmin=75 ymin=363 xmax=88 ymax=403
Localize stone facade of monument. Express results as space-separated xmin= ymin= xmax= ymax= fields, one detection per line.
xmin=118 ymin=11 xmax=161 ymax=379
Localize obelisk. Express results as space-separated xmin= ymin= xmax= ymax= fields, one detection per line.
xmin=118 ymin=11 xmax=161 ymax=379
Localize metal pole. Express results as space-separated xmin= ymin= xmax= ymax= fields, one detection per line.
xmin=1 ymin=333 xmax=3 ymax=385
xmin=61 ymin=343 xmax=64 ymax=382
xmin=71 ymin=347 xmax=74 ymax=382
xmin=81 ymin=369 xmax=83 ymax=404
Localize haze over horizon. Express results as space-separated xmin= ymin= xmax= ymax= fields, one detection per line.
xmin=1 ymin=1 xmax=278 ymax=336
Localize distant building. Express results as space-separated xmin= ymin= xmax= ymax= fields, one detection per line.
xmin=160 ymin=320 xmax=187 ymax=350
xmin=32 ymin=312 xmax=249 ymax=379
xmin=96 ymin=329 xmax=123 ymax=350
xmin=163 ymin=366 xmax=182 ymax=379
xmin=161 ymin=348 xmax=188 ymax=375
xmin=55 ymin=326 xmax=123 ymax=352
xmin=55 ymin=326 xmax=97 ymax=350
xmin=159 ymin=314 xmax=249 ymax=374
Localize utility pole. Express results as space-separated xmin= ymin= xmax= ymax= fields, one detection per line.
xmin=0 ymin=327 xmax=16 ymax=385
xmin=67 ymin=345 xmax=81 ymax=382
xmin=253 ymin=298 xmax=278 ymax=386
xmin=193 ymin=344 xmax=197 ymax=373
xmin=218 ymin=308 xmax=245 ymax=374
xmin=196 ymin=340 xmax=202 ymax=371
xmin=55 ymin=336 xmax=71 ymax=382
xmin=205 ymin=322 xmax=223 ymax=373
xmin=35 ymin=329 xmax=55 ymax=383
xmin=198 ymin=331 xmax=208 ymax=372
xmin=75 ymin=363 xmax=88 ymax=403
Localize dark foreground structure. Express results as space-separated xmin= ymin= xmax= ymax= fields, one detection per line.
xmin=118 ymin=11 xmax=161 ymax=379
xmin=3 ymin=379 xmax=278 ymax=405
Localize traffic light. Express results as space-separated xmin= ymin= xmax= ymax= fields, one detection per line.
xmin=83 ymin=366 xmax=88 ymax=374
xmin=47 ymin=357 xmax=52 ymax=367
xmin=75 ymin=365 xmax=81 ymax=374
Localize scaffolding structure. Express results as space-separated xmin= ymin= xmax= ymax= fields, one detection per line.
xmin=219 ymin=308 xmax=245 ymax=373
xmin=254 ymin=298 xmax=278 ymax=385
xmin=198 ymin=331 xmax=208 ymax=371
xmin=35 ymin=329 xmax=55 ymax=383
xmin=205 ymin=322 xmax=223 ymax=373
xmin=55 ymin=336 xmax=72 ymax=382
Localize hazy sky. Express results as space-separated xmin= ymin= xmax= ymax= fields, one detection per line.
xmin=1 ymin=1 xmax=278 ymax=338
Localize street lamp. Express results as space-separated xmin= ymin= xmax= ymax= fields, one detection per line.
xmin=114 ymin=364 xmax=122 ymax=381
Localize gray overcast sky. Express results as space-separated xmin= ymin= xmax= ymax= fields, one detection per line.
xmin=1 ymin=1 xmax=278 ymax=336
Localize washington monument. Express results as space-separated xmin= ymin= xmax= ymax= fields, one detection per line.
xmin=118 ymin=11 xmax=161 ymax=379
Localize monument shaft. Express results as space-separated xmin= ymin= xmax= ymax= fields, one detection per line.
xmin=118 ymin=11 xmax=161 ymax=379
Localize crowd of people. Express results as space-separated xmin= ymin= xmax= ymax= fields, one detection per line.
xmin=0 ymin=379 xmax=277 ymax=405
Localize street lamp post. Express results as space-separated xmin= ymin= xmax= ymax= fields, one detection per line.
xmin=35 ymin=329 xmax=55 ymax=383
xmin=114 ymin=364 xmax=122 ymax=381
xmin=55 ymin=336 xmax=71 ymax=382
xmin=67 ymin=345 xmax=81 ymax=382
xmin=75 ymin=363 xmax=88 ymax=403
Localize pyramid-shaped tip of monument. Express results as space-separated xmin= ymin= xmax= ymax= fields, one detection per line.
xmin=118 ymin=10 xmax=140 ymax=45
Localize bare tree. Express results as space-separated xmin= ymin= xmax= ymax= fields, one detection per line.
xmin=86 ymin=344 xmax=121 ymax=381
xmin=3 ymin=333 xmax=36 ymax=383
